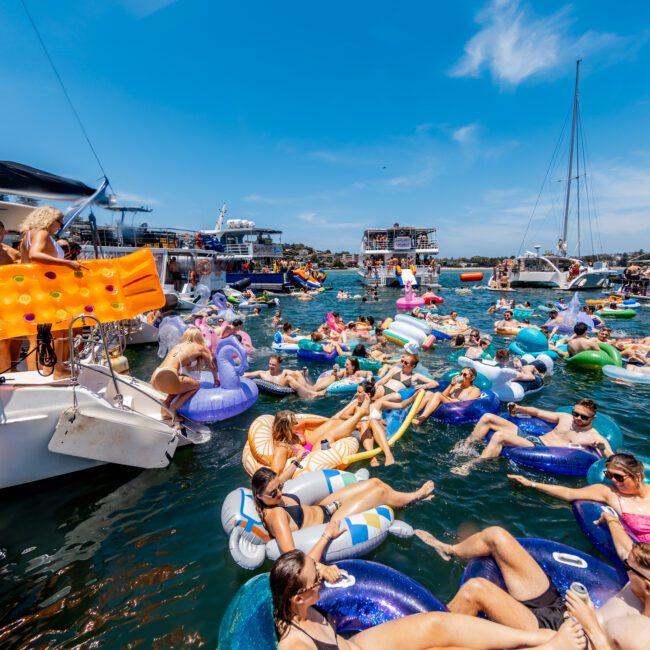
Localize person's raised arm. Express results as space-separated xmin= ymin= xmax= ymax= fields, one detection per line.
xmin=596 ymin=511 xmax=634 ymax=561
xmin=244 ymin=369 xmax=263 ymax=379
xmin=413 ymin=373 xmax=439 ymax=389
xmin=508 ymin=475 xmax=615 ymax=505
xmin=271 ymin=445 xmax=291 ymax=475
xmin=514 ymin=404 xmax=561 ymax=423
xmin=28 ymin=230 xmax=83 ymax=268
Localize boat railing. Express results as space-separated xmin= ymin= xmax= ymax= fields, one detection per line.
xmin=360 ymin=264 xmax=439 ymax=278
xmin=362 ymin=238 xmax=439 ymax=253
xmin=222 ymin=243 xmax=250 ymax=255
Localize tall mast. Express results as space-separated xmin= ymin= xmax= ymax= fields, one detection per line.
xmin=560 ymin=59 xmax=581 ymax=256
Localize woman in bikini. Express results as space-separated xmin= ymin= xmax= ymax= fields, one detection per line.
xmin=269 ymin=407 xmax=370 ymax=474
xmin=252 ymin=467 xmax=434 ymax=583
xmin=271 ymin=548 xmax=586 ymax=650
xmin=509 ymin=453 xmax=650 ymax=544
xmin=333 ymin=380 xmax=397 ymax=467
xmin=380 ymin=367 xmax=482 ymax=425
xmin=310 ymin=357 xmax=373 ymax=393
xmin=19 ymin=206 xmax=87 ymax=379
xmin=151 ymin=327 xmax=218 ymax=420
xmin=375 ymin=353 xmax=438 ymax=397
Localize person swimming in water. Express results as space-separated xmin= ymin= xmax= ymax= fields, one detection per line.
xmin=452 ymin=398 xmax=614 ymax=476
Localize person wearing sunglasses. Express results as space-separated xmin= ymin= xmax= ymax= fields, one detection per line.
xmin=509 ymin=453 xmax=649 ymax=549
xmin=375 ymin=353 xmax=438 ymax=396
xmin=251 ymin=467 xmax=434 ymax=584
xmin=271 ymin=548 xmax=587 ymax=650
xmin=453 ymin=399 xmax=613 ymax=476
xmin=380 ymin=366 xmax=481 ymax=426
xmin=18 ymin=206 xmax=87 ymax=379
xmin=494 ymin=310 xmax=524 ymax=332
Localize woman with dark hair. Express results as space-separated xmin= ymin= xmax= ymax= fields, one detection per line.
xmin=252 ymin=468 xmax=434 ymax=583
xmin=271 ymin=549 xmax=586 ymax=650
xmin=311 ymin=357 xmax=373 ymax=393
xmin=509 ymin=452 xmax=650 ymax=544
xmin=334 ymin=379 xmax=396 ymax=467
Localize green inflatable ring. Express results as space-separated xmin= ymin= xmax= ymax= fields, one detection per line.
xmin=566 ymin=342 xmax=623 ymax=371
xmin=595 ymin=309 xmax=637 ymax=319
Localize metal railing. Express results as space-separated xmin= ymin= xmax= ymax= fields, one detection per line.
xmin=361 ymin=239 xmax=439 ymax=252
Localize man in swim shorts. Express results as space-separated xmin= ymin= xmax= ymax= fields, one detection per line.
xmin=415 ymin=526 xmax=567 ymax=634
xmin=415 ymin=523 xmax=650 ymax=649
xmin=452 ymin=398 xmax=613 ymax=475
xmin=245 ymin=354 xmax=321 ymax=398
xmin=564 ymin=322 xmax=601 ymax=357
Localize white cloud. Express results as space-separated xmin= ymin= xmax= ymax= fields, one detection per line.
xmin=383 ymin=159 xmax=437 ymax=190
xmin=297 ymin=212 xmax=324 ymax=225
xmin=450 ymin=0 xmax=622 ymax=87
xmin=452 ymin=123 xmax=479 ymax=144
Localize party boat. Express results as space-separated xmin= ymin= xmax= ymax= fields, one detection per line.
xmin=358 ymin=224 xmax=440 ymax=287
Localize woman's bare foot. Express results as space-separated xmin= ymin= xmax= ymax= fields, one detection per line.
xmin=384 ymin=452 xmax=396 ymax=466
xmin=535 ymin=619 xmax=586 ymax=650
xmin=370 ymin=457 xmax=380 ymax=467
xmin=414 ymin=529 xmax=453 ymax=560
xmin=451 ymin=459 xmax=478 ymax=476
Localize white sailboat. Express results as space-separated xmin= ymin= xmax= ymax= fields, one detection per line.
xmin=491 ymin=61 xmax=612 ymax=291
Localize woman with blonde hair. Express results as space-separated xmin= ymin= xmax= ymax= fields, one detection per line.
xmin=19 ymin=206 xmax=86 ymax=378
xmin=151 ymin=327 xmax=219 ymax=420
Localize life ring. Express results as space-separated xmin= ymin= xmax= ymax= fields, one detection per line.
xmin=221 ymin=468 xmax=411 ymax=569
xmin=242 ymin=414 xmax=358 ymax=476
xmin=195 ymin=258 xmax=213 ymax=276
xmin=566 ymin=343 xmax=623 ymax=371
xmin=425 ymin=381 xmax=500 ymax=425
xmin=252 ymin=378 xmax=296 ymax=397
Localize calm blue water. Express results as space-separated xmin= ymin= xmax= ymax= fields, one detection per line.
xmin=1 ymin=270 xmax=648 ymax=649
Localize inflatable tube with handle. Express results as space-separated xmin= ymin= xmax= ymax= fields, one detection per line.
xmin=218 ymin=559 xmax=447 ymax=650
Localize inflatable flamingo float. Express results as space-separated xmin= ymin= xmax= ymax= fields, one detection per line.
xmin=396 ymin=280 xmax=425 ymax=309
xmin=179 ymin=335 xmax=259 ymax=422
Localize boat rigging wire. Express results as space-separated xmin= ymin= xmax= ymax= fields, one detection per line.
xmin=516 ymin=107 xmax=571 ymax=257
xmin=20 ymin=0 xmax=113 ymax=194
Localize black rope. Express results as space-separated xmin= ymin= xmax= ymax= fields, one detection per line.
xmin=20 ymin=0 xmax=114 ymax=193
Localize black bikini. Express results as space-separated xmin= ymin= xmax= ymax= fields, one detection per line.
xmin=290 ymin=606 xmax=340 ymax=650
xmin=279 ymin=494 xmax=333 ymax=529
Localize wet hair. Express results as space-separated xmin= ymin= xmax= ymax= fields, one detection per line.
xmin=180 ymin=326 xmax=206 ymax=346
xmin=311 ymin=331 xmax=324 ymax=342
xmin=345 ymin=357 xmax=360 ymax=373
xmin=352 ymin=344 xmax=367 ymax=358
xmin=630 ymin=543 xmax=650 ymax=572
xmin=575 ymin=398 xmax=597 ymax=414
xmin=269 ymin=354 xmax=282 ymax=364
xmin=549 ymin=310 xmax=559 ymax=317
xmin=271 ymin=410 xmax=299 ymax=445
xmin=367 ymin=316 xmax=375 ymax=326
xmin=453 ymin=334 xmax=466 ymax=347
xmin=251 ymin=467 xmax=277 ymax=521
xmin=232 ymin=318 xmax=243 ymax=327
xmin=359 ymin=378 xmax=376 ymax=397
xmin=282 ymin=322 xmax=292 ymax=332
xmin=271 ymin=549 xmax=309 ymax=639
xmin=574 ymin=322 xmax=589 ymax=335
xmin=605 ymin=452 xmax=645 ymax=479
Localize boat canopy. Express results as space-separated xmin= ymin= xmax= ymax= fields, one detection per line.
xmin=0 ymin=161 xmax=96 ymax=200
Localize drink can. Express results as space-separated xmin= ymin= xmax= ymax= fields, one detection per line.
xmin=569 ymin=582 xmax=589 ymax=602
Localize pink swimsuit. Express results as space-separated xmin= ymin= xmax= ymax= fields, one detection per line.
xmin=618 ymin=495 xmax=650 ymax=542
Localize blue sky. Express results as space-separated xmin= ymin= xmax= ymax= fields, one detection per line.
xmin=2 ymin=0 xmax=649 ymax=256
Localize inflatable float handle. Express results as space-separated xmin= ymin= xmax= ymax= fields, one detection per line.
xmin=324 ymin=573 xmax=357 ymax=589
xmin=551 ymin=551 xmax=588 ymax=569
xmin=388 ymin=521 xmax=415 ymax=539
xmin=354 ymin=468 xmax=370 ymax=481
xmin=229 ymin=527 xmax=266 ymax=570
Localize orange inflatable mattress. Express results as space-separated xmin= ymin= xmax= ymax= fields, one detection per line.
xmin=0 ymin=249 xmax=164 ymax=339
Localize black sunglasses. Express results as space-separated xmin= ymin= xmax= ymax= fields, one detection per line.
xmin=264 ymin=482 xmax=284 ymax=499
xmin=604 ymin=470 xmax=629 ymax=483
xmin=623 ymin=558 xmax=650 ymax=582
xmin=572 ymin=410 xmax=594 ymax=421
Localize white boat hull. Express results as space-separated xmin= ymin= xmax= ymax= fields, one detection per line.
xmin=0 ymin=365 xmax=185 ymax=490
